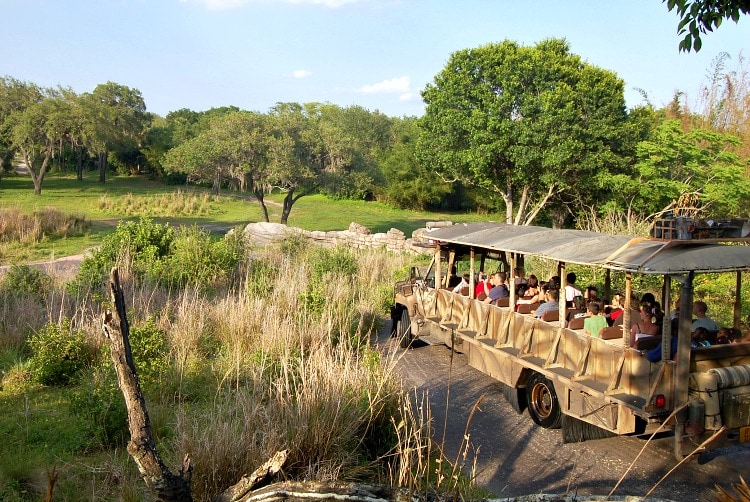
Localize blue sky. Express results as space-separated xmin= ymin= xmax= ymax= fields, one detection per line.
xmin=1 ymin=0 xmax=747 ymax=118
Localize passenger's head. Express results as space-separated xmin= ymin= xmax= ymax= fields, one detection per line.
xmin=548 ymin=276 xmax=561 ymax=289
xmin=611 ymin=293 xmax=623 ymax=307
xmin=527 ymin=275 xmax=538 ymax=287
xmin=546 ymin=288 xmax=560 ymax=302
xmin=585 ymin=286 xmax=599 ymax=300
xmin=462 ymin=273 xmax=470 ymax=281
xmin=716 ymin=327 xmax=731 ymax=344
xmin=641 ymin=292 xmax=656 ymax=305
xmin=566 ymin=272 xmax=577 ymax=285
xmin=692 ymin=326 xmax=708 ymax=341
xmin=514 ymin=267 xmax=525 ymax=278
xmin=587 ymin=301 xmax=601 ymax=315
xmin=693 ymin=301 xmax=708 ymax=316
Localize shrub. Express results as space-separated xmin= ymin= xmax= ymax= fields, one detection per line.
xmin=0 ymin=264 xmax=52 ymax=300
xmin=27 ymin=319 xmax=95 ymax=386
xmin=310 ymin=247 xmax=358 ymax=282
xmin=246 ymin=258 xmax=278 ymax=299
xmin=129 ymin=317 xmax=169 ymax=384
xmin=68 ymin=369 xmax=128 ymax=448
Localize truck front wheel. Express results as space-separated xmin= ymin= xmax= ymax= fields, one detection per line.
xmin=397 ymin=308 xmax=412 ymax=348
xmin=526 ymin=372 xmax=562 ymax=429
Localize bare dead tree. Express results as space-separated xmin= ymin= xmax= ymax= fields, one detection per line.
xmin=102 ymin=267 xmax=193 ymax=501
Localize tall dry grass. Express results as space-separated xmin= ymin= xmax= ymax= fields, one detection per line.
xmin=0 ymin=239 xmax=484 ymax=501
xmin=0 ymin=207 xmax=89 ymax=245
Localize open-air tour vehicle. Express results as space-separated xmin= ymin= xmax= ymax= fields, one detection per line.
xmin=392 ymin=220 xmax=750 ymax=460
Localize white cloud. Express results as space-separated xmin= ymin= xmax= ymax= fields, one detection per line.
xmin=354 ymin=76 xmax=416 ymax=101
xmin=292 ymin=69 xmax=313 ymax=79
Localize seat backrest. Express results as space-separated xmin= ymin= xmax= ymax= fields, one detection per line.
xmin=477 ymin=292 xmax=487 ymax=301
xmin=634 ymin=336 xmax=661 ymax=350
xmin=568 ymin=317 xmax=585 ymax=330
xmin=494 ymin=297 xmax=510 ymax=307
xmin=459 ymin=286 xmax=470 ymax=296
xmin=600 ymin=326 xmax=624 ymax=340
xmin=541 ymin=310 xmax=559 ymax=322
xmin=517 ymin=302 xmax=539 ymax=314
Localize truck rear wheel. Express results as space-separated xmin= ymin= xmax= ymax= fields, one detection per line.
xmin=526 ymin=372 xmax=562 ymax=429
xmin=398 ymin=308 xmax=412 ymax=348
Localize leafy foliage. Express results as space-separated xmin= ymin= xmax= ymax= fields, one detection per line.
xmin=27 ymin=319 xmax=95 ymax=386
xmin=418 ymin=38 xmax=632 ymax=225
xmin=665 ymin=0 xmax=750 ymax=52
xmin=73 ymin=217 xmax=245 ymax=291
xmin=0 ymin=264 xmax=51 ymax=300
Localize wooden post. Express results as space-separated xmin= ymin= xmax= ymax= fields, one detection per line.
xmin=102 ymin=268 xmax=193 ymax=501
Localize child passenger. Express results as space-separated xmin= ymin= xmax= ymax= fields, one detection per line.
xmin=584 ymin=302 xmax=608 ymax=338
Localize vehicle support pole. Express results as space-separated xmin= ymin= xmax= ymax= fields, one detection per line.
xmin=734 ymin=271 xmax=742 ymax=328
xmin=469 ymin=247 xmax=476 ymax=299
xmin=674 ymin=272 xmax=694 ymax=460
xmin=661 ymin=276 xmax=672 ymax=361
xmin=624 ymin=273 xmax=633 ymax=346
xmin=559 ymin=261 xmax=567 ymax=323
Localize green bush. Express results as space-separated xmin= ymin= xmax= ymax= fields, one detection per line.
xmin=68 ymin=370 xmax=128 ymax=448
xmin=27 ymin=319 xmax=95 ymax=386
xmin=310 ymin=247 xmax=358 ymax=281
xmin=0 ymin=265 xmax=51 ymax=299
xmin=129 ymin=318 xmax=169 ymax=383
xmin=73 ymin=218 xmax=245 ymax=292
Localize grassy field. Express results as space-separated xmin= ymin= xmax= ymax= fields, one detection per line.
xmin=0 ymin=172 xmax=492 ymax=263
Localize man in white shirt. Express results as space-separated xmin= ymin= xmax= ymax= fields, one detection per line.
xmin=692 ymin=301 xmax=719 ymax=331
xmin=565 ymin=272 xmax=582 ymax=307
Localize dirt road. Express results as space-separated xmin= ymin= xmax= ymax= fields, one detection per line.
xmin=380 ymin=335 xmax=750 ymax=501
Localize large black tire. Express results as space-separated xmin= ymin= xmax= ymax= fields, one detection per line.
xmin=526 ymin=372 xmax=562 ymax=429
xmin=397 ymin=308 xmax=412 ymax=349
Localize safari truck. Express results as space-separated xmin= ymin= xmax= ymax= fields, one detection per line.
xmin=392 ymin=221 xmax=750 ymax=459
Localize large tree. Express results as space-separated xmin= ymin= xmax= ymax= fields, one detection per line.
xmin=81 ymin=82 xmax=147 ymax=183
xmin=610 ymin=119 xmax=750 ymax=217
xmin=1 ymin=81 xmax=76 ymax=195
xmin=162 ymin=110 xmax=274 ymax=220
xmin=418 ymin=39 xmax=631 ymax=226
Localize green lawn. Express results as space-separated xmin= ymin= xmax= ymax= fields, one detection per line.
xmin=0 ymin=172 xmax=493 ymax=263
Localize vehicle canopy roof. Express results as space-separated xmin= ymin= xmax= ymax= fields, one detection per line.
xmin=426 ymin=222 xmax=750 ymax=275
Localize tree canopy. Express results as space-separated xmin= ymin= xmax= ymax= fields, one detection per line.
xmin=417 ymin=38 xmax=632 ymax=226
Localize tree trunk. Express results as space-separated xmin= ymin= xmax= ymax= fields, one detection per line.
xmin=102 ymin=268 xmax=193 ymax=501
xmin=98 ymin=151 xmax=107 ymax=183
xmin=253 ymin=188 xmax=270 ymax=223
xmin=76 ymin=147 xmax=83 ymax=181
xmin=280 ymin=191 xmax=294 ymax=225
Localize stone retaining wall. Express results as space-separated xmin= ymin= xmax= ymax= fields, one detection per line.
xmin=241 ymin=221 xmax=452 ymax=254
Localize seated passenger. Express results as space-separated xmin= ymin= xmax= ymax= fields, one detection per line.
xmin=716 ymin=327 xmax=732 ymax=345
xmin=513 ymin=267 xmax=527 ymax=288
xmin=692 ymin=301 xmax=719 ymax=332
xmin=630 ymin=305 xmax=660 ymax=347
xmin=451 ymin=274 xmax=470 ymax=294
xmin=564 ymin=272 xmax=582 ymax=308
xmin=474 ymin=272 xmax=492 ymax=299
xmin=692 ymin=326 xmax=711 ymax=347
xmin=517 ymin=275 xmax=548 ymax=305
xmin=534 ymin=288 xmax=560 ymax=319
xmin=605 ymin=293 xmax=624 ymax=326
xmin=584 ymin=301 xmax=608 ymax=338
xmin=484 ymin=272 xmax=510 ymax=305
